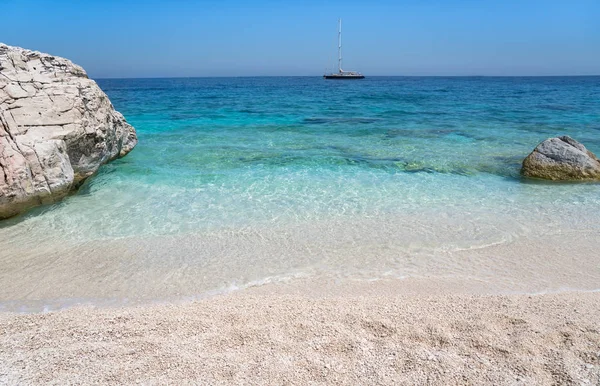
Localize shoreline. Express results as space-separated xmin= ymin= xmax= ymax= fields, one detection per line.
xmin=1 ymin=281 xmax=599 ymax=384
xmin=2 ymin=271 xmax=600 ymax=314
xmin=2 ymin=219 xmax=599 ymax=313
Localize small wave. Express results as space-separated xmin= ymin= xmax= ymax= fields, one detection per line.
xmin=238 ymin=108 xmax=265 ymax=114
xmin=536 ymin=104 xmax=576 ymax=111
xmin=303 ymin=117 xmax=379 ymax=125
xmin=449 ymin=239 xmax=511 ymax=252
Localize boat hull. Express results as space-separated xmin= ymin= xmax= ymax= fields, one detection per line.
xmin=323 ymin=75 xmax=365 ymax=79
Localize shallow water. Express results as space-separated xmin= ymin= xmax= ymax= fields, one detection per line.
xmin=1 ymin=76 xmax=599 ymax=311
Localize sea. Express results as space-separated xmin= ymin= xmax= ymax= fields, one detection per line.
xmin=1 ymin=76 xmax=599 ymax=311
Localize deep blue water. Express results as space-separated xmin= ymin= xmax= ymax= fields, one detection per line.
xmin=102 ymin=76 xmax=600 ymax=179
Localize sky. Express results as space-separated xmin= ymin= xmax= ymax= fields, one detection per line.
xmin=1 ymin=0 xmax=599 ymax=78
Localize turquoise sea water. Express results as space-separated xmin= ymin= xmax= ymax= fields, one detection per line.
xmin=1 ymin=76 xmax=600 ymax=310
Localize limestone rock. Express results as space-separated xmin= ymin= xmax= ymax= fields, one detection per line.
xmin=0 ymin=43 xmax=137 ymax=219
xmin=522 ymin=136 xmax=600 ymax=181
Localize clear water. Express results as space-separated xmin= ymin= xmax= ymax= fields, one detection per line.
xmin=1 ymin=76 xmax=600 ymax=310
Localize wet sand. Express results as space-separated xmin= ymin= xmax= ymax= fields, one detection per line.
xmin=1 ymin=223 xmax=600 ymax=312
xmin=1 ymin=283 xmax=599 ymax=385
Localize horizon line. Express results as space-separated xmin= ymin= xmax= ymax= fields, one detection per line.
xmin=93 ymin=74 xmax=600 ymax=80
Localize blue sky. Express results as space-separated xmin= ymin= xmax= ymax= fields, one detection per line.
xmin=2 ymin=0 xmax=599 ymax=78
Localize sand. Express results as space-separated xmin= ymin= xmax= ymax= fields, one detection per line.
xmin=1 ymin=283 xmax=599 ymax=385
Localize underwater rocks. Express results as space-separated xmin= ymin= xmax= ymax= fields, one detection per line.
xmin=0 ymin=44 xmax=137 ymax=219
xmin=522 ymin=136 xmax=600 ymax=181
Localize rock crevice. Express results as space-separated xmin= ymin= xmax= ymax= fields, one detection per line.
xmin=0 ymin=43 xmax=137 ymax=219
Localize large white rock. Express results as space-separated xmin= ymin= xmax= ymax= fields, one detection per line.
xmin=0 ymin=44 xmax=137 ymax=219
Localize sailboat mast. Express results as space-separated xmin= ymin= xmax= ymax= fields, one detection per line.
xmin=338 ymin=18 xmax=342 ymax=73
xmin=323 ymin=18 xmax=364 ymax=79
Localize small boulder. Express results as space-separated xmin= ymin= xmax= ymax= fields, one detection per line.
xmin=522 ymin=136 xmax=600 ymax=181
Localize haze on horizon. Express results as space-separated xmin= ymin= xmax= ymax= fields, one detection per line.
xmin=2 ymin=0 xmax=599 ymax=78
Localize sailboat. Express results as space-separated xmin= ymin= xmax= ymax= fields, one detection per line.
xmin=323 ymin=19 xmax=365 ymax=79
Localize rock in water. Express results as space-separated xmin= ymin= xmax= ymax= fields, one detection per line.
xmin=0 ymin=44 xmax=137 ymax=219
xmin=522 ymin=136 xmax=600 ymax=181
